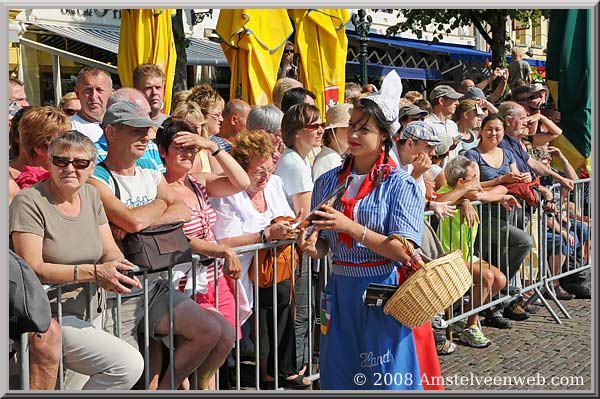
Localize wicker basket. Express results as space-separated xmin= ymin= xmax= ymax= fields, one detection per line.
xmin=383 ymin=244 xmax=472 ymax=329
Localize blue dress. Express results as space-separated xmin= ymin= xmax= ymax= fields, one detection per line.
xmin=313 ymin=166 xmax=426 ymax=390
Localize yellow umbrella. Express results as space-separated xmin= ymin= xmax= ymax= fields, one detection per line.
xmin=118 ymin=9 xmax=177 ymax=113
xmin=216 ymin=9 xmax=293 ymax=106
xmin=289 ymin=9 xmax=350 ymax=116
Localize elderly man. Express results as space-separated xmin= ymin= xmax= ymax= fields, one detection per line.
xmin=95 ymin=88 xmax=165 ymax=171
xmin=211 ymin=99 xmax=250 ymax=153
xmin=89 ymin=101 xmax=234 ymax=390
xmin=133 ymin=63 xmax=169 ymax=125
xmin=9 ymin=77 xmax=29 ymax=120
xmin=70 ymin=67 xmax=113 ymax=143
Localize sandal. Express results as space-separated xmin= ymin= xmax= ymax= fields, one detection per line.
xmin=436 ymin=339 xmax=456 ymax=355
xmin=282 ymin=374 xmax=311 ymax=390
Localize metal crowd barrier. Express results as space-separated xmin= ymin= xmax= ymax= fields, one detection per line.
xmin=12 ymin=180 xmax=591 ymax=390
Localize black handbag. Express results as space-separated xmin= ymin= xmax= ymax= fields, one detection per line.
xmin=121 ymin=222 xmax=192 ymax=271
xmin=98 ymin=162 xmax=192 ymax=271
xmin=9 ymin=250 xmax=52 ymax=340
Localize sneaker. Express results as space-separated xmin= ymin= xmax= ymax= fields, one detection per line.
xmin=483 ymin=315 xmax=513 ymax=329
xmin=436 ymin=339 xmax=457 ymax=355
xmin=460 ymin=325 xmax=492 ymax=348
xmin=504 ymin=302 xmax=529 ymax=321
xmin=519 ymin=299 xmax=537 ymax=314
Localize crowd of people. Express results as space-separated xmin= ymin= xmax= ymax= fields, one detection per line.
xmin=7 ymin=59 xmax=591 ymax=391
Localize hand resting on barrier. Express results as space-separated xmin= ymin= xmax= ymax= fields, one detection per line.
xmin=95 ymin=259 xmax=142 ymax=294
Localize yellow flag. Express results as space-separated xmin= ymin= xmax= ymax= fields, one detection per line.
xmin=118 ymin=9 xmax=177 ymax=113
xmin=216 ymin=9 xmax=293 ymax=105
xmin=289 ymin=9 xmax=350 ymax=117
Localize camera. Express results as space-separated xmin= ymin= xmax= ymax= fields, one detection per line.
xmin=119 ymin=265 xmax=140 ymax=290
xmin=362 ymin=283 xmax=398 ymax=306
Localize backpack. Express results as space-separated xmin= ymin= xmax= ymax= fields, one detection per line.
xmin=9 ymin=250 xmax=52 ymax=340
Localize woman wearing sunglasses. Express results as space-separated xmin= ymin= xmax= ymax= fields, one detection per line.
xmin=10 ymin=130 xmax=144 ymax=390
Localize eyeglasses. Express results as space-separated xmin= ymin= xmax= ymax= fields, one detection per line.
xmin=63 ymin=109 xmax=78 ymax=116
xmin=283 ymin=49 xmax=294 ymax=54
xmin=51 ymin=156 xmax=92 ymax=169
xmin=516 ymin=96 xmax=530 ymax=102
xmin=174 ymin=145 xmax=200 ymax=154
xmin=206 ymin=112 xmax=222 ymax=120
xmin=304 ymin=122 xmax=326 ymax=130
xmin=250 ymin=165 xmax=276 ymax=179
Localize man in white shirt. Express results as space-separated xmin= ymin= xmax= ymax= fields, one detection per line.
xmin=427 ymin=84 xmax=462 ymax=145
xmin=133 ymin=63 xmax=170 ymax=125
xmin=70 ymin=67 xmax=113 ymax=143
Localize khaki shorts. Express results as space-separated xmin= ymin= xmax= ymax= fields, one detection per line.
xmin=102 ymin=279 xmax=189 ymax=351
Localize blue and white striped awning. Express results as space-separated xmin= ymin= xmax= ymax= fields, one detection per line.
xmin=29 ymin=21 xmax=228 ymax=66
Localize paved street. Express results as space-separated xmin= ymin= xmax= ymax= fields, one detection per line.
xmin=438 ymin=298 xmax=593 ymax=391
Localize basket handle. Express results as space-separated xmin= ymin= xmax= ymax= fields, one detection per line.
xmin=389 ymin=234 xmax=426 ymax=272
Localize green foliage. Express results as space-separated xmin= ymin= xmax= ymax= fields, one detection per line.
xmin=386 ymin=9 xmax=549 ymax=67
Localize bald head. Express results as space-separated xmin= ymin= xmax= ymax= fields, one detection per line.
xmin=107 ymin=88 xmax=151 ymax=114
xmin=459 ymin=79 xmax=475 ymax=94
xmin=220 ymin=99 xmax=251 ymax=139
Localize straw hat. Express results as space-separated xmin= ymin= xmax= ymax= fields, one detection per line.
xmin=325 ymin=103 xmax=353 ymax=129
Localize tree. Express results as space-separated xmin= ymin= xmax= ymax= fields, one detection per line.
xmin=172 ymin=9 xmax=189 ymax=95
xmin=386 ymin=9 xmax=549 ymax=68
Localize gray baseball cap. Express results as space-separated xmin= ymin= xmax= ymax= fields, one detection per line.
xmin=400 ymin=121 xmax=442 ymax=145
xmin=101 ymin=101 xmax=159 ymax=129
xmin=461 ymin=86 xmax=486 ymax=100
xmin=429 ymin=85 xmax=463 ymax=100
xmin=399 ymin=104 xmax=429 ymax=119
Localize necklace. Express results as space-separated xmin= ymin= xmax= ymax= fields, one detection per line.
xmin=248 ymin=190 xmax=266 ymax=212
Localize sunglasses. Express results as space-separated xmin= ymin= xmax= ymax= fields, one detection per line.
xmin=283 ymin=49 xmax=294 ymax=54
xmin=304 ymin=122 xmax=326 ymax=130
xmin=62 ymin=109 xmax=78 ymax=116
xmin=51 ymin=156 xmax=92 ymax=169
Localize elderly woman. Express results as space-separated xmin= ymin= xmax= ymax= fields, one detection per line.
xmin=300 ymin=71 xmax=442 ymax=390
xmin=9 ymin=130 xmax=143 ymax=390
xmin=312 ymin=103 xmax=352 ymax=181
xmin=9 ymin=106 xmax=72 ymax=189
xmin=210 ymin=130 xmax=311 ymax=389
xmin=246 ymin=104 xmax=284 ymax=163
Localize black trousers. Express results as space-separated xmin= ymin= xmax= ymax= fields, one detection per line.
xmin=258 ymin=279 xmax=297 ymax=377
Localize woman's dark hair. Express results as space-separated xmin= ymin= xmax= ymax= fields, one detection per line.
xmin=281 ymin=87 xmax=317 ymax=113
xmin=9 ymin=106 xmax=32 ymax=158
xmin=155 ymin=117 xmax=198 ymax=157
xmin=338 ymin=98 xmax=394 ymax=186
xmin=481 ymin=113 xmax=506 ymax=130
xmin=280 ymin=103 xmax=321 ymax=148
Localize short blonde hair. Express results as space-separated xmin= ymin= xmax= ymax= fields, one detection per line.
xmin=59 ymin=92 xmax=78 ymax=110
xmin=272 ymin=77 xmax=302 ymax=109
xmin=19 ymin=106 xmax=72 ymax=162
xmin=172 ymin=89 xmax=191 ymax=109
xmin=188 ymin=84 xmax=225 ymax=115
xmin=170 ymin=101 xmax=208 ymax=137
xmin=404 ymin=90 xmax=423 ymax=103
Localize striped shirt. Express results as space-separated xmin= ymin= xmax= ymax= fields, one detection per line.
xmin=178 ymin=175 xmax=222 ymax=291
xmin=312 ymin=166 xmax=424 ymax=277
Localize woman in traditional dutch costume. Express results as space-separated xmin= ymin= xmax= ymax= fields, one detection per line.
xmin=301 ymin=71 xmax=443 ymax=390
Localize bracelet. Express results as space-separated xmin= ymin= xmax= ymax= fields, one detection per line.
xmin=211 ymin=147 xmax=222 ymax=157
xmin=359 ymin=225 xmax=367 ymax=243
xmin=260 ymin=229 xmax=269 ymax=244
xmin=73 ymin=264 xmax=79 ymax=282
xmin=218 ymin=244 xmax=225 ymax=258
